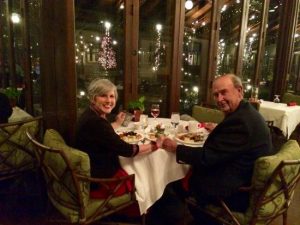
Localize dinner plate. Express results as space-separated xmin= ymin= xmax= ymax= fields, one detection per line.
xmin=117 ymin=131 xmax=144 ymax=144
xmin=145 ymin=132 xmax=157 ymax=141
xmin=175 ymin=132 xmax=205 ymax=146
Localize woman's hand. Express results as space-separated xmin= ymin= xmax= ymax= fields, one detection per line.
xmin=156 ymin=135 xmax=166 ymax=149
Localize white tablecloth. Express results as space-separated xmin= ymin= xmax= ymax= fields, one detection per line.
xmin=259 ymin=101 xmax=300 ymax=138
xmin=119 ymin=150 xmax=189 ymax=214
xmin=118 ymin=118 xmax=191 ymax=214
xmin=8 ymin=107 xmax=33 ymax=122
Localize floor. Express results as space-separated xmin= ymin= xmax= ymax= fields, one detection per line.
xmin=0 ymin=182 xmax=300 ymax=225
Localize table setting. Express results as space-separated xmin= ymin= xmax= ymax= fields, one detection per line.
xmin=115 ymin=112 xmax=209 ymax=214
xmin=259 ymin=100 xmax=300 ymax=138
xmin=8 ymin=106 xmax=33 ymax=123
xmin=116 ymin=115 xmax=209 ymax=148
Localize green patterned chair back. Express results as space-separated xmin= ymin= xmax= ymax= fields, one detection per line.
xmin=26 ymin=129 xmax=137 ymax=224
xmin=192 ymin=105 xmax=224 ymax=124
xmin=42 ymin=129 xmax=91 ymax=223
xmin=244 ymin=140 xmax=300 ymax=225
xmin=0 ymin=116 xmax=42 ymax=180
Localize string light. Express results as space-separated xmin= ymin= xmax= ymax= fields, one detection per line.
xmin=153 ymin=23 xmax=164 ymax=71
xmin=185 ymin=0 xmax=193 ymax=10
xmin=11 ymin=13 xmax=20 ymax=24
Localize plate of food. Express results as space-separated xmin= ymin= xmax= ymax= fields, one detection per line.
xmin=145 ymin=132 xmax=167 ymax=141
xmin=146 ymin=132 xmax=157 ymax=141
xmin=175 ymin=132 xmax=205 ymax=146
xmin=118 ymin=131 xmax=144 ymax=144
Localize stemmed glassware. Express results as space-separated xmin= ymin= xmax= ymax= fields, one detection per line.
xmin=273 ymin=95 xmax=280 ymax=103
xmin=170 ymin=112 xmax=180 ymax=128
xmin=151 ymin=104 xmax=160 ymax=120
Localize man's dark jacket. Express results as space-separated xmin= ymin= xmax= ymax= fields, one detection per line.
xmin=177 ymin=100 xmax=272 ymax=200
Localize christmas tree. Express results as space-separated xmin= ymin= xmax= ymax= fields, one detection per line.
xmin=98 ymin=33 xmax=117 ymax=70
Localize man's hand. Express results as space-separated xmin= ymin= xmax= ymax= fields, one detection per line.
xmin=161 ymin=138 xmax=177 ymax=152
xmin=204 ymin=122 xmax=217 ymax=133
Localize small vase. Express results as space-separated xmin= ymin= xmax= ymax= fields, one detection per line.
xmin=9 ymin=98 xmax=17 ymax=108
xmin=133 ymin=110 xmax=142 ymax=122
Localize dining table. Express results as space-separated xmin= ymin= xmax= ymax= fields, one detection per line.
xmin=8 ymin=106 xmax=33 ymax=123
xmin=116 ymin=117 xmax=208 ymax=214
xmin=259 ymin=100 xmax=300 ymax=138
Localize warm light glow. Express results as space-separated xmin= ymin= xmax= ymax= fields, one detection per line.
xmin=156 ymin=24 xmax=162 ymax=32
xmin=185 ymin=0 xmax=193 ymax=10
xmin=11 ymin=13 xmax=20 ymax=24
xmin=221 ymin=5 xmax=227 ymax=12
xmin=104 ymin=21 xmax=111 ymax=30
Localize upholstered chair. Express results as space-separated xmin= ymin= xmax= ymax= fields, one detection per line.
xmin=192 ymin=105 xmax=224 ymax=124
xmin=26 ymin=129 xmax=142 ymax=225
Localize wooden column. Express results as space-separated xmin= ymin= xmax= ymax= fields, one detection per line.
xmin=124 ymin=0 xmax=139 ymax=107
xmin=40 ymin=0 xmax=76 ymax=143
xmin=273 ymin=0 xmax=299 ymax=97
xmin=169 ymin=0 xmax=185 ymax=114
xmin=20 ymin=0 xmax=33 ymax=114
xmin=6 ymin=0 xmax=17 ymax=86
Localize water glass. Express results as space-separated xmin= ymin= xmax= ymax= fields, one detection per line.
xmin=170 ymin=112 xmax=180 ymax=128
xmin=140 ymin=114 xmax=148 ymax=129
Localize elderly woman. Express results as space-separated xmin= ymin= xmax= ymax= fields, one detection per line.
xmin=75 ymin=78 xmax=158 ymax=198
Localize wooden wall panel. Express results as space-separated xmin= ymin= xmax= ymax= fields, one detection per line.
xmin=40 ymin=0 xmax=76 ymax=143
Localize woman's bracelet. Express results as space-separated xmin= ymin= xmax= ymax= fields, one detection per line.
xmin=150 ymin=141 xmax=158 ymax=151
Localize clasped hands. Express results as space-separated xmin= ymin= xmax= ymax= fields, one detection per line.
xmin=155 ymin=136 xmax=178 ymax=152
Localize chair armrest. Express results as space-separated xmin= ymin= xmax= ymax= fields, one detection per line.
xmin=76 ymin=173 xmax=134 ymax=183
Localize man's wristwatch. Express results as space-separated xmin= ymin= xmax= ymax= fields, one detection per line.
xmin=150 ymin=141 xmax=158 ymax=151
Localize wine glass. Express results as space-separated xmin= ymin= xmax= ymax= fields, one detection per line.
xmin=170 ymin=112 xmax=180 ymax=128
xmin=151 ymin=104 xmax=160 ymax=120
xmin=273 ymin=95 xmax=280 ymax=103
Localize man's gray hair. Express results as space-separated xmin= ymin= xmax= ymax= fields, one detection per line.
xmin=87 ymin=78 xmax=118 ymax=101
xmin=215 ymin=74 xmax=243 ymax=89
xmin=228 ymin=74 xmax=243 ymax=89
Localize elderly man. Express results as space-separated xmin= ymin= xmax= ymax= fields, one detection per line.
xmin=150 ymin=74 xmax=273 ymax=225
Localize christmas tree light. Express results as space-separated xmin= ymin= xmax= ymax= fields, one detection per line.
xmin=98 ymin=21 xmax=117 ymax=70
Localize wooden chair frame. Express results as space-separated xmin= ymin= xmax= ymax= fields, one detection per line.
xmin=186 ymin=159 xmax=300 ymax=225
xmin=26 ymin=130 xmax=143 ymax=225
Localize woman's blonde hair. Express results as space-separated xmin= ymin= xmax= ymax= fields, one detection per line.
xmin=87 ymin=78 xmax=118 ymax=101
